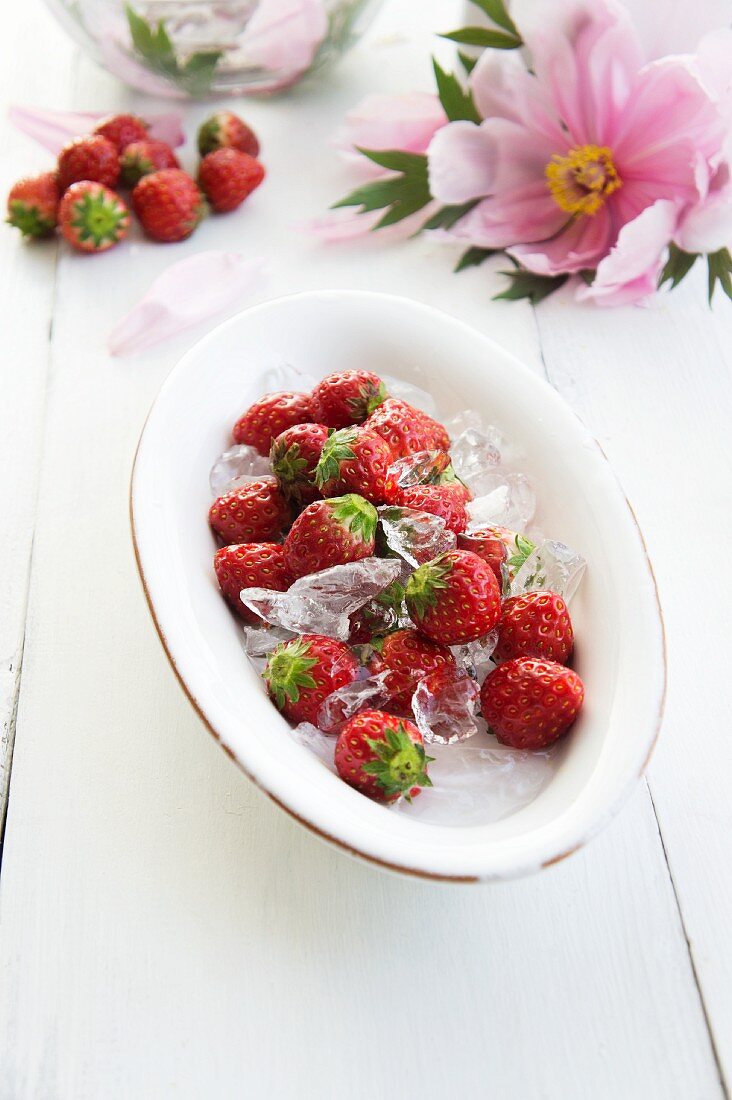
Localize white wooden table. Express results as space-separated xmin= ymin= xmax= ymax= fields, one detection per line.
xmin=1 ymin=2 xmax=731 ymax=1097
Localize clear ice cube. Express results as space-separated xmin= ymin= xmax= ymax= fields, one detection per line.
xmin=449 ymin=428 xmax=501 ymax=494
xmin=445 ymin=409 xmax=484 ymax=438
xmin=209 ymin=444 xmax=272 ymax=496
xmin=290 ymin=722 xmax=337 ymax=771
xmin=378 ymin=506 xmax=457 ymax=567
xmin=242 ymin=623 xmax=295 ymax=657
xmin=381 ymin=374 xmax=438 ymax=417
xmin=412 ymin=670 xmax=480 ymax=745
xmin=317 ymin=671 xmax=395 ymax=732
xmin=451 ymin=630 xmax=498 ymax=681
xmin=387 ymin=450 xmax=450 ymax=489
xmin=466 ymin=473 xmax=536 ymax=531
xmin=240 ymin=557 xmax=403 ymax=640
xmin=510 ymin=540 xmax=587 ymax=602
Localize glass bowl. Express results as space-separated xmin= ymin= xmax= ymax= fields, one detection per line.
xmin=44 ymin=0 xmax=383 ymax=98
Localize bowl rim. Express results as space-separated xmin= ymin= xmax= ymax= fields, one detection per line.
xmin=130 ymin=289 xmax=667 ymax=882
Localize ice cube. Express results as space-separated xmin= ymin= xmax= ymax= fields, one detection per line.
xmin=381 ymin=374 xmax=438 ymax=417
xmin=412 ymin=670 xmax=480 ymax=744
xmin=209 ymin=444 xmax=272 ymax=496
xmin=240 ymin=557 xmax=403 ymax=640
xmin=290 ymin=722 xmax=337 ymax=771
xmin=445 ymin=409 xmax=484 ymax=438
xmin=451 ymin=630 xmax=498 ymax=681
xmin=242 ymin=623 xmax=295 ymax=656
xmin=466 ymin=473 xmax=536 ymax=531
xmin=317 ymin=671 xmax=395 ymax=732
xmin=510 ymin=540 xmax=586 ymax=602
xmin=387 ymin=450 xmax=451 ymax=489
xmin=378 ymin=506 xmax=457 ymax=567
xmin=450 ymin=428 xmax=501 ymax=492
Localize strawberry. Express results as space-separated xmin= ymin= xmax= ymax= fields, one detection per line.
xmin=58 ymin=182 xmax=130 ymax=253
xmin=334 ymin=709 xmax=433 ymax=803
xmin=283 ymin=494 xmax=377 ymax=579
xmin=132 ymin=169 xmax=206 ymax=243
xmin=310 ymin=370 xmax=387 ymax=429
xmin=6 ymin=172 xmax=59 ymax=238
xmin=367 ymin=628 xmax=456 ymax=716
xmin=198 ymin=149 xmax=265 ymax=213
xmin=198 ymin=111 xmax=260 ymax=158
xmin=314 ymin=426 xmax=397 ymax=504
xmin=120 ymin=140 xmax=179 ymax=187
xmin=233 ymin=391 xmax=314 ymax=456
xmin=271 ymin=422 xmax=328 ymax=504
xmin=494 ymin=590 xmax=574 ymax=665
xmin=457 ymin=527 xmax=534 ymax=590
xmin=396 ymin=484 xmax=468 ymax=534
xmin=264 ymin=634 xmax=359 ymax=725
xmin=57 ymin=135 xmax=120 ymax=191
xmin=213 ymin=542 xmax=291 ymax=622
xmin=93 ymin=113 xmax=149 ymax=152
xmin=405 ymin=548 xmax=501 ymax=645
xmin=480 ymin=657 xmax=584 ymax=750
xmin=365 ymin=398 xmax=450 ymax=458
xmin=209 ymin=477 xmax=289 ymax=544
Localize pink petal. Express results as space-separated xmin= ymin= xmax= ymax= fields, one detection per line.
xmin=695 ymin=29 xmax=732 ymax=161
xmin=618 ymin=0 xmax=732 ymax=59
xmin=109 ymin=252 xmax=264 ymax=357
xmin=470 ymin=50 xmax=567 ymax=147
xmin=298 ymin=209 xmax=383 ymax=241
xmin=333 ymin=92 xmax=446 ymax=157
xmin=446 ymin=187 xmax=566 ymax=250
xmin=239 ymin=0 xmax=327 ymax=76
xmin=427 ymin=121 xmax=498 ymax=204
xmin=509 ymin=205 xmax=614 ymax=275
xmin=9 ymin=104 xmax=185 ymax=152
xmin=578 ymin=198 xmax=678 ymax=305
xmin=675 ymin=168 xmax=732 ymax=253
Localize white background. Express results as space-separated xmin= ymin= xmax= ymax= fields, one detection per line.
xmin=1 ymin=1 xmax=731 ymax=1097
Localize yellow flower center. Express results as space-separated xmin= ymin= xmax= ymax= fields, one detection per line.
xmin=545 ymin=145 xmax=621 ymax=216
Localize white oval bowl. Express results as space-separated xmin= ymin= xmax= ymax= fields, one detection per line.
xmin=131 ymin=290 xmax=666 ymax=882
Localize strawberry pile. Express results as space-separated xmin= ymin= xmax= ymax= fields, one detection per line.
xmin=6 ymin=110 xmax=264 ymax=253
xmin=209 ymin=370 xmax=586 ymax=808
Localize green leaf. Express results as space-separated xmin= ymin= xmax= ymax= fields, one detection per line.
xmin=455 ymin=246 xmax=499 ymax=273
xmin=706 ymin=247 xmax=732 ymax=303
xmin=494 ymin=268 xmax=568 ymax=304
xmin=432 ymin=58 xmax=481 ymax=123
xmin=357 ymin=149 xmax=429 ymax=174
xmin=179 ymin=50 xmax=223 ymax=97
xmin=441 ymin=26 xmax=522 ymax=49
xmin=126 ymin=5 xmax=220 ymax=95
xmin=467 ymin=0 xmax=520 ymax=36
xmin=659 ymin=243 xmax=698 ymax=290
xmin=458 ymin=51 xmax=478 ymax=75
xmin=421 ymin=201 xmax=478 ymax=232
xmin=332 ymin=150 xmax=431 ymax=229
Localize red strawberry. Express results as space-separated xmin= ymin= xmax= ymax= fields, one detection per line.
xmin=120 ymin=140 xmax=179 ymax=187
xmin=6 ymin=172 xmax=59 ymax=238
xmin=396 ymin=484 xmax=468 ymax=534
xmin=335 ymin=709 xmax=433 ymax=803
xmin=132 ymin=169 xmax=206 ymax=243
xmin=264 ymin=634 xmax=359 ymax=725
xmin=310 ymin=370 xmax=387 ymax=429
xmin=57 ymin=135 xmax=120 ymax=191
xmin=405 ymin=548 xmax=501 ymax=645
xmin=284 ymin=494 xmax=377 ymax=579
xmin=457 ymin=527 xmax=535 ymax=590
xmin=480 ymin=657 xmax=584 ymax=750
xmin=209 ymin=477 xmax=289 ymax=544
xmin=233 ymin=391 xmax=315 ymax=456
xmin=58 ymin=182 xmax=130 ymax=253
xmin=94 ymin=113 xmax=149 ymax=152
xmin=198 ymin=111 xmax=260 ymax=158
xmin=198 ymin=149 xmax=265 ymax=213
xmin=213 ymin=542 xmax=291 ymax=622
xmin=365 ymin=398 xmax=450 ymax=458
xmin=494 ymin=590 xmax=574 ymax=665
xmin=271 ymin=422 xmax=328 ymax=504
xmin=314 ymin=426 xmax=397 ymax=504
xmin=367 ymin=628 xmax=456 ymax=716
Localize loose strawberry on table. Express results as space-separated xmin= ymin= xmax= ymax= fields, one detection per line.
xmin=365 ymin=398 xmax=450 ymax=458
xmin=396 ymin=484 xmax=468 ymax=534
xmin=209 ymin=477 xmax=289 ymax=544
xmin=198 ymin=149 xmax=265 ymax=213
xmin=480 ymin=657 xmax=584 ymax=750
xmin=405 ymin=548 xmax=501 ymax=645
xmin=310 ymin=370 xmax=387 ymax=429
xmin=58 ymin=182 xmax=130 ymax=254
xmin=132 ymin=169 xmax=206 ymax=243
xmin=57 ymin=135 xmax=120 ymax=191
xmin=314 ymin=426 xmax=397 ymax=504
xmin=93 ymin=113 xmax=149 ymax=152
xmin=334 ymin=709 xmax=433 ymax=803
xmin=198 ymin=111 xmax=260 ymax=158
xmin=233 ymin=391 xmax=315 ymax=456
xmin=271 ymin=422 xmax=328 ymax=505
xmin=214 ymin=543 xmax=291 ymax=622
xmin=284 ymin=494 xmax=378 ymax=580
xmin=494 ymin=590 xmax=574 ymax=665
xmin=265 ymin=635 xmax=359 ymax=725
xmin=120 ymin=140 xmax=180 ymax=188
xmin=6 ymin=173 xmax=59 ymax=238
xmin=367 ymin=628 xmax=456 ymax=717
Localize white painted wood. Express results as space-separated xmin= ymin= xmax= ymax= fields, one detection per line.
xmin=0 ymin=0 xmax=729 ymax=1096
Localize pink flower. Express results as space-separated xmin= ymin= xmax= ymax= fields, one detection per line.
xmin=334 ymin=92 xmax=446 ymax=160
xmin=427 ymin=0 xmax=726 ymax=277
xmin=577 ymin=199 xmax=678 ymax=305
xmin=239 ymin=0 xmax=327 ymax=77
xmin=9 ymin=104 xmax=185 ymax=153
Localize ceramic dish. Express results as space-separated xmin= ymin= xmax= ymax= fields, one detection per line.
xmin=131 ymin=290 xmax=666 ymax=881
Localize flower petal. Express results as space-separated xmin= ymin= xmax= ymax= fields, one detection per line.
xmin=509 ymin=205 xmax=614 ymax=274
xmin=9 ymin=103 xmax=185 ymax=152
xmin=617 ymin=0 xmax=732 ymax=59
xmin=239 ymin=0 xmax=328 ymax=75
xmin=470 ymin=50 xmax=566 ymax=147
xmin=578 ymin=198 xmax=678 ymax=305
xmin=675 ymin=168 xmax=732 ymax=253
xmin=427 ymin=121 xmax=498 ymax=204
xmin=334 ymin=92 xmax=445 ymax=156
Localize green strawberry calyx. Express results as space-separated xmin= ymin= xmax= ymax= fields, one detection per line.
xmin=314 ymin=428 xmax=358 ymax=488
xmin=405 ymin=555 xmax=452 ymax=620
xmin=328 ymin=494 xmax=378 ymax=545
xmin=68 ymin=188 xmax=128 ymax=249
xmin=363 ymin=723 xmax=434 ymax=801
xmin=362 ymin=379 xmax=389 ymax=418
xmin=507 ymin=533 xmax=536 ymax=571
xmin=271 ymin=440 xmax=310 ymax=490
xmin=7 ymin=201 xmax=55 ymax=238
xmin=264 ymin=638 xmax=318 ymax=709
